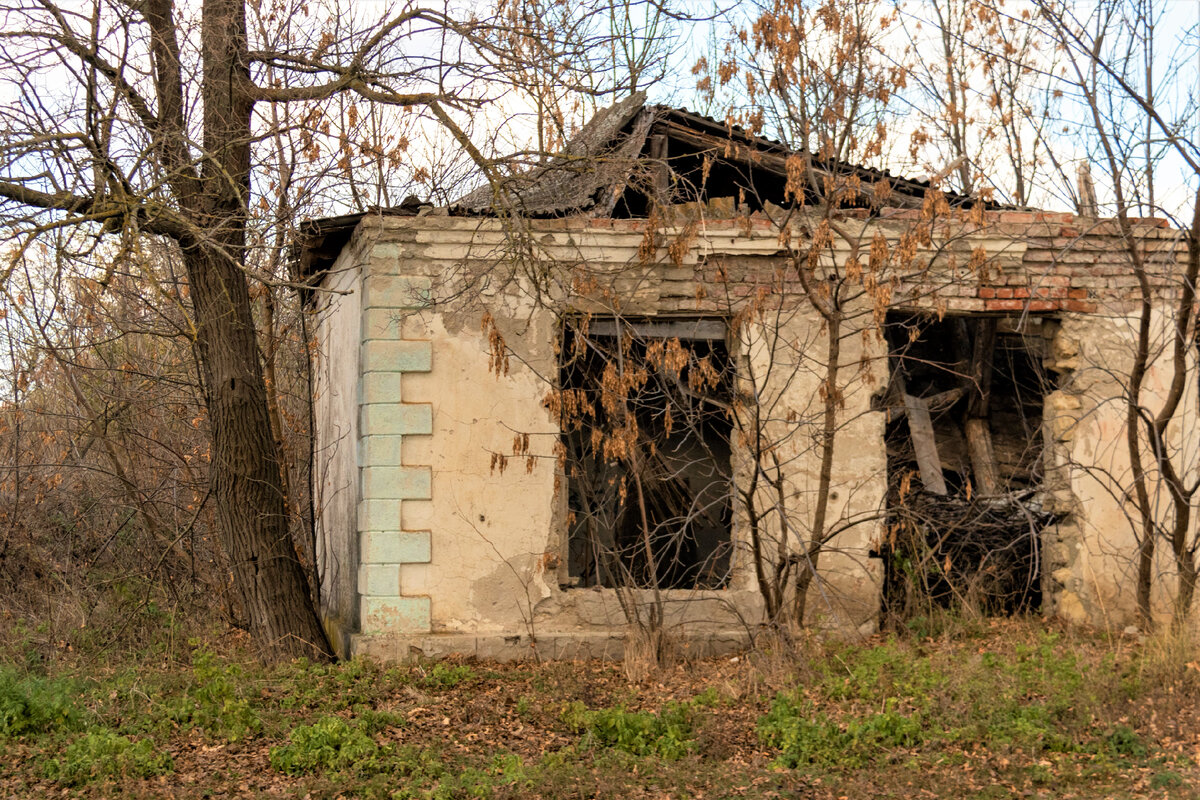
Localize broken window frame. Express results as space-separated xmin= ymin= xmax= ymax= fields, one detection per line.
xmin=556 ymin=316 xmax=736 ymax=592
xmin=878 ymin=312 xmax=1059 ymax=618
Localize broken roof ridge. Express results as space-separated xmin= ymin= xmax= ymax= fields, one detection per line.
xmin=450 ymin=92 xmax=655 ymax=218
xmin=451 ymin=95 xmax=979 ymax=218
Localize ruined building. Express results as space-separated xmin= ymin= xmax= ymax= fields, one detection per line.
xmin=297 ymin=96 xmax=1195 ymax=659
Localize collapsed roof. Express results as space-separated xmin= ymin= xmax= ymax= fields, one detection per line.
xmin=297 ymin=94 xmax=958 ymax=278
xmin=452 ymin=91 xmax=950 ymax=218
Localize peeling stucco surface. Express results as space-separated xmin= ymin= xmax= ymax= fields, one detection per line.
xmin=1042 ymin=311 xmax=1200 ymax=626
xmin=310 ymin=212 xmax=1196 ymax=659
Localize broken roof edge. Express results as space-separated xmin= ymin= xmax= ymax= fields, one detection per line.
xmin=294 ymin=204 xmax=1178 ymax=285
xmin=291 ymin=201 xmax=430 ymax=286
xmin=449 ymin=92 xmax=657 ymax=218
xmin=294 ymin=96 xmax=1020 ymax=279
xmin=646 ymin=105 xmax=957 ymax=204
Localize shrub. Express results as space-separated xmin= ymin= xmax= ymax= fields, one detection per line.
xmin=0 ymin=665 xmax=80 ymax=737
xmin=1102 ymin=724 xmax=1148 ymax=759
xmin=44 ymin=729 xmax=172 ymax=785
xmin=1151 ymin=770 xmax=1185 ymax=790
xmin=270 ymin=715 xmax=381 ymax=776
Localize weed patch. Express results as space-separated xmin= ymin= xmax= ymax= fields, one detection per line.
xmin=419 ymin=662 xmax=474 ymax=689
xmin=562 ymin=700 xmax=695 ymax=759
xmin=161 ymin=647 xmax=260 ymax=740
xmin=817 ymin=639 xmax=946 ymax=703
xmin=44 ymin=728 xmax=172 ymax=785
xmin=272 ymin=657 xmax=410 ymax=712
xmin=1151 ymin=769 xmax=1185 ymax=790
xmin=1101 ymin=724 xmax=1149 ymax=759
xmin=1 ymin=618 xmax=1195 ymax=799
xmin=759 ymin=694 xmax=923 ymax=769
xmin=270 ymin=715 xmax=382 ymax=776
xmin=0 ymin=665 xmax=81 ymax=737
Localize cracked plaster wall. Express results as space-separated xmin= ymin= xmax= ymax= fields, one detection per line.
xmin=1042 ymin=310 xmax=1200 ymax=628
xmin=310 ymin=212 xmax=1195 ymax=659
xmin=325 ymin=216 xmax=895 ymax=659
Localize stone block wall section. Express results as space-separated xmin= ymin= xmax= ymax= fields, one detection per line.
xmin=357 ymin=268 xmax=434 ymax=635
xmin=868 ymin=209 xmax=1184 ymax=315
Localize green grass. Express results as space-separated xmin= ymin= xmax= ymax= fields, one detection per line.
xmin=0 ymin=619 xmax=1197 ymax=798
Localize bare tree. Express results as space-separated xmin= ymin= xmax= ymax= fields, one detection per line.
xmin=0 ymin=234 xmax=222 ymax=654
xmin=0 ymin=0 xmax=669 ymax=661
xmin=892 ymin=0 xmax=1062 ymax=207
xmin=1022 ymin=0 xmax=1200 ymax=628
xmin=701 ymin=0 xmax=909 ymax=628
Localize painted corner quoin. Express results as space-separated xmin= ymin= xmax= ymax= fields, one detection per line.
xmin=357 ymin=265 xmax=434 ymax=635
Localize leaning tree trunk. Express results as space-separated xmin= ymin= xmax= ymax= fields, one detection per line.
xmin=186 ymin=0 xmax=332 ymax=661
xmin=186 ymin=244 xmax=333 ymax=661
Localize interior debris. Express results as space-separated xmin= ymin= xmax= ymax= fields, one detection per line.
xmin=877 ymin=313 xmax=1060 ymax=618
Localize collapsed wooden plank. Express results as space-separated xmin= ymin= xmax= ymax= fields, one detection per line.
xmin=965 ymin=318 xmax=1001 ymax=496
xmin=964 ymin=417 xmax=1001 ymax=496
xmin=969 ymin=318 xmax=997 ymax=417
xmin=903 ymin=392 xmax=948 ymax=495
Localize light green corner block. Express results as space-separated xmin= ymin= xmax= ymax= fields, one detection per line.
xmin=361 ymin=372 xmax=404 ymax=404
xmin=357 ymin=499 xmax=401 ymax=533
xmin=363 ymin=275 xmax=432 ymax=310
xmin=368 ymin=242 xmax=406 ymax=264
xmin=361 ymin=340 xmax=432 ymax=373
xmin=361 ymin=309 xmax=402 ymax=341
xmin=358 ymin=563 xmax=400 ymax=596
xmin=359 ymin=434 xmax=404 ymax=465
xmin=360 ymin=530 xmax=431 ymax=564
xmin=361 ymin=466 xmax=431 ymax=500
xmin=360 ymin=595 xmax=431 ymax=634
xmin=368 ymin=243 xmax=421 ymax=272
xmin=360 ymin=403 xmax=432 ymax=437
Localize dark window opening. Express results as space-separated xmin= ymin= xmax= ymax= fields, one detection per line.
xmin=559 ymin=318 xmax=734 ymax=590
xmin=877 ymin=313 xmax=1060 ymax=620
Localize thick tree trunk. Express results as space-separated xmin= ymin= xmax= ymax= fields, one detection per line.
xmin=1174 ymin=545 xmax=1196 ymax=629
xmin=186 ymin=245 xmax=332 ymax=661
xmin=1127 ymin=245 xmax=1156 ymax=627
xmin=186 ymin=0 xmax=331 ymax=661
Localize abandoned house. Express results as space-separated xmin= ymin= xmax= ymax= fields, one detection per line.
xmin=297 ymin=94 xmax=1195 ymax=660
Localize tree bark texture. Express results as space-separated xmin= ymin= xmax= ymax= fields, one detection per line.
xmin=184 ymin=0 xmax=331 ymax=660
